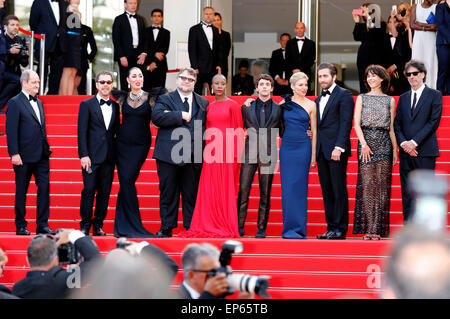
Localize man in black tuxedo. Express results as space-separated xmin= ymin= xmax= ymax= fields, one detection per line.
xmin=6 ymin=70 xmax=53 ymax=236
xmin=178 ymin=243 xmax=228 ymax=299
xmin=213 ymin=12 xmax=231 ymax=80
xmin=29 ymin=0 xmax=67 ymax=95
xmin=144 ymin=8 xmax=170 ymax=91
xmin=188 ymin=6 xmax=221 ymax=95
xmin=78 ymin=71 xmax=119 ymax=236
xmin=237 ymin=74 xmax=282 ymax=239
xmin=112 ymin=0 xmax=147 ymax=90
xmin=285 ymin=22 xmax=315 ymax=94
xmin=151 ymin=68 xmax=208 ymax=237
xmin=12 ymin=229 xmax=101 ymax=299
xmin=269 ymin=33 xmax=291 ymax=96
xmin=315 ymin=63 xmax=354 ymax=240
xmin=394 ymin=60 xmax=443 ymax=222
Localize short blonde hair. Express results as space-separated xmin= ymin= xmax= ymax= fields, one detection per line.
xmin=289 ymin=72 xmax=309 ymax=86
xmin=0 ymin=248 xmax=7 ymax=264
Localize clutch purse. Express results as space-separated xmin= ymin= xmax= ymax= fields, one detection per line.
xmin=426 ymin=12 xmax=436 ymax=24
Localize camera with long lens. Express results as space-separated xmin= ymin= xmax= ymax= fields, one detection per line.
xmin=55 ymin=229 xmax=81 ymax=265
xmin=8 ymin=39 xmax=28 ymax=58
xmin=212 ymin=240 xmax=270 ymax=298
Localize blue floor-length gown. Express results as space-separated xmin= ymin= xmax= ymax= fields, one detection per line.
xmin=280 ymin=101 xmax=311 ymax=239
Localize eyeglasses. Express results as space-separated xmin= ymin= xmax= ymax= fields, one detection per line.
xmin=191 ymin=268 xmax=218 ymax=276
xmin=97 ymin=80 xmax=113 ymax=85
xmin=178 ymin=75 xmax=196 ymax=83
xmin=405 ymin=71 xmax=420 ymax=77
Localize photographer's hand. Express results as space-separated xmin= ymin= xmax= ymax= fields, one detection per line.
xmin=54 ymin=229 xmax=76 ymax=247
xmin=204 ymin=272 xmax=229 ymax=297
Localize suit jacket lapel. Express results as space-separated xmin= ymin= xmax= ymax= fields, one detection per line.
xmin=266 ymin=100 xmax=278 ymax=127
xmin=412 ymin=86 xmax=429 ymax=120
xmin=107 ymin=101 xmax=116 ymax=131
xmin=20 ymin=93 xmax=42 ymax=126
xmin=320 ymin=86 xmax=339 ymax=122
xmin=94 ymin=98 xmax=107 ymax=130
xmin=44 ymin=0 xmax=58 ymax=26
xmin=199 ymin=24 xmax=212 ymax=51
xmin=249 ymin=101 xmax=261 ymax=128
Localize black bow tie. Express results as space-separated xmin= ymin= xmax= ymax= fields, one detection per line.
xmin=321 ymin=90 xmax=331 ymax=97
xmin=128 ymin=13 xmax=136 ymax=19
xmin=202 ymin=22 xmax=212 ymax=28
xmin=51 ymin=0 xmax=58 ymax=2
xmin=29 ymin=95 xmax=38 ymax=102
xmin=296 ymin=38 xmax=305 ymax=42
xmin=152 ymin=26 xmax=161 ymax=30
xmin=100 ymin=99 xmax=112 ymax=106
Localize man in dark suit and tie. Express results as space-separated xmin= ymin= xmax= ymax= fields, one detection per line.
xmin=144 ymin=8 xmax=170 ymax=91
xmin=237 ymin=74 xmax=282 ymax=238
xmin=151 ymin=68 xmax=208 ymax=237
xmin=315 ymin=63 xmax=354 ymax=240
xmin=12 ymin=229 xmax=102 ymax=299
xmin=6 ymin=70 xmax=53 ymax=236
xmin=29 ymin=0 xmax=67 ymax=95
xmin=285 ymin=22 xmax=316 ymax=93
xmin=394 ymin=60 xmax=443 ymax=222
xmin=112 ymin=0 xmax=147 ymax=91
xmin=188 ymin=6 xmax=221 ymax=95
xmin=269 ymin=33 xmax=292 ymax=96
xmin=78 ymin=71 xmax=119 ymax=236
xmin=0 ymin=0 xmax=6 ymax=95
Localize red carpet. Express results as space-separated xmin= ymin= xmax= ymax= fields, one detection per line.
xmin=0 ymin=95 xmax=448 ymax=298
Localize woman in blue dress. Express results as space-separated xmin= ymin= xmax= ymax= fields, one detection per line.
xmin=280 ymin=72 xmax=317 ymax=239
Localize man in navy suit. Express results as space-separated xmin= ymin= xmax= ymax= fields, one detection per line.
xmin=315 ymin=63 xmax=354 ymax=240
xmin=144 ymin=8 xmax=170 ymax=90
xmin=394 ymin=60 xmax=443 ymax=222
xmin=188 ymin=6 xmax=221 ymax=95
xmin=77 ymin=71 xmax=120 ymax=236
xmin=112 ymin=0 xmax=147 ymax=91
xmin=436 ymin=1 xmax=449 ymax=96
xmin=151 ymin=68 xmax=208 ymax=237
xmin=29 ymin=0 xmax=67 ymax=94
xmin=5 ymin=70 xmax=53 ymax=235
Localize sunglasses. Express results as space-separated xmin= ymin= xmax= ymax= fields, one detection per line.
xmin=405 ymin=71 xmax=420 ymax=77
xmin=178 ymin=75 xmax=196 ymax=83
xmin=191 ymin=268 xmax=219 ymax=276
xmin=97 ymin=80 xmax=113 ymax=85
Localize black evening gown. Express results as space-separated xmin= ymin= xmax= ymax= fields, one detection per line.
xmin=113 ymin=90 xmax=162 ymax=238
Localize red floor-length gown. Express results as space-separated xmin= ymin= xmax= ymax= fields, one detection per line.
xmin=178 ymin=99 xmax=244 ymax=238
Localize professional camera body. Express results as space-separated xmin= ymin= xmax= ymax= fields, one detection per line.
xmin=55 ymin=229 xmax=81 ymax=265
xmin=8 ymin=37 xmax=28 ymax=58
xmin=213 ymin=240 xmax=270 ymax=298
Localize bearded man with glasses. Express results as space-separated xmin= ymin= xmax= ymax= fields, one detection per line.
xmin=394 ymin=59 xmax=443 ymax=222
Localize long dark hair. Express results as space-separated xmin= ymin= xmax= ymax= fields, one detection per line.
xmin=364 ymin=64 xmax=390 ymax=94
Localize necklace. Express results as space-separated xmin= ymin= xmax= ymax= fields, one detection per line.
xmin=129 ymin=90 xmax=143 ymax=101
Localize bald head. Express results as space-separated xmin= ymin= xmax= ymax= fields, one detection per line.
xmin=294 ymin=22 xmax=306 ymax=38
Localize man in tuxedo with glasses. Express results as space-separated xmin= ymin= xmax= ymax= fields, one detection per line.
xmin=394 ymin=60 xmax=443 ymax=222
xmin=77 ymin=71 xmax=120 ymax=236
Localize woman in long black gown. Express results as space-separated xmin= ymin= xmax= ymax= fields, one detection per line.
xmin=113 ymin=67 xmax=164 ymax=238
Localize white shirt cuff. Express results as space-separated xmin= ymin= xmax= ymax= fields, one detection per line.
xmin=136 ymin=241 xmax=150 ymax=255
xmin=68 ymin=230 xmax=85 ymax=244
xmin=411 ymin=140 xmax=418 ymax=147
xmin=335 ymin=146 xmax=345 ymax=153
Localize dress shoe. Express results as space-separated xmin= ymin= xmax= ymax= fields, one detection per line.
xmin=255 ymin=229 xmax=266 ymax=239
xmin=92 ymin=228 xmax=107 ymax=236
xmin=317 ymin=230 xmax=334 ymax=239
xmin=81 ymin=226 xmax=91 ymax=236
xmin=239 ymin=228 xmax=245 ymax=237
xmin=16 ymin=228 xmax=31 ymax=236
xmin=327 ymin=230 xmax=346 ymax=240
xmin=156 ymin=229 xmax=172 ymax=238
xmin=36 ymin=227 xmax=57 ymax=235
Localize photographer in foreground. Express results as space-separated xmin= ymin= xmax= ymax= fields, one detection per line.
xmin=0 ymin=15 xmax=29 ymax=112
xmin=12 ymin=229 xmax=102 ymax=299
xmin=179 ymin=243 xmax=254 ymax=299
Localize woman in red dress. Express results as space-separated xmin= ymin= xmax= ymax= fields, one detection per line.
xmin=179 ymin=74 xmax=244 ymax=238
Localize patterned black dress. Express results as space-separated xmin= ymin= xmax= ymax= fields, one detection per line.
xmin=353 ymin=94 xmax=393 ymax=237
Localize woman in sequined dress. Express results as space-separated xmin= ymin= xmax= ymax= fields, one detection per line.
xmin=353 ymin=65 xmax=398 ymax=240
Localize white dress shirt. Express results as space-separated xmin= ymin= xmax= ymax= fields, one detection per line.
xmin=96 ymin=94 xmax=113 ymax=130
xmin=177 ymin=90 xmax=193 ymax=116
xmin=22 ymin=91 xmax=41 ymax=125
xmin=152 ymin=25 xmax=160 ymax=41
xmin=296 ymin=36 xmax=305 ymax=54
xmin=201 ymin=21 xmax=213 ymax=50
xmin=399 ymin=83 xmax=426 ymax=147
xmin=49 ymin=0 xmax=60 ymax=25
xmin=126 ymin=11 xmax=139 ymax=47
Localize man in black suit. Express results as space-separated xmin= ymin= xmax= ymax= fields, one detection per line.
xmin=237 ymin=74 xmax=282 ymax=238
xmin=213 ymin=12 xmax=231 ymax=80
xmin=144 ymin=8 xmax=170 ymax=91
xmin=269 ymin=33 xmax=292 ymax=96
xmin=151 ymin=68 xmax=208 ymax=237
xmin=315 ymin=63 xmax=354 ymax=240
xmin=12 ymin=229 xmax=102 ymax=299
xmin=112 ymin=0 xmax=147 ymax=91
xmin=178 ymin=243 xmax=228 ymax=299
xmin=6 ymin=70 xmax=53 ymax=236
xmin=188 ymin=6 xmax=221 ymax=95
xmin=77 ymin=71 xmax=119 ymax=236
xmin=0 ymin=0 xmax=6 ymax=96
xmin=394 ymin=60 xmax=443 ymax=222
xmin=285 ymin=22 xmax=315 ymax=92
xmin=29 ymin=0 xmax=67 ymax=95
